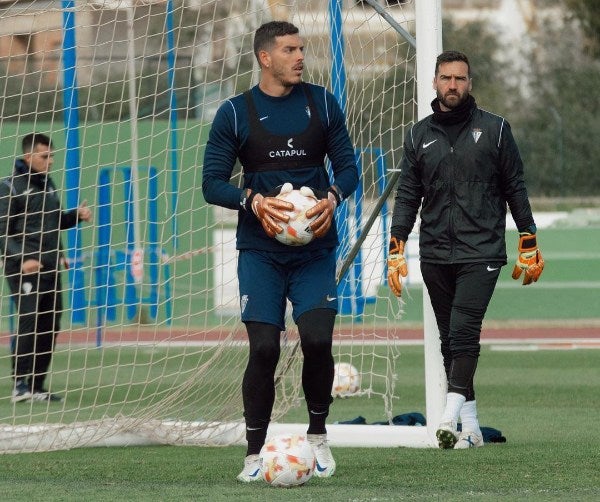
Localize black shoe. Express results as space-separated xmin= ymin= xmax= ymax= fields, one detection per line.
xmin=32 ymin=389 xmax=64 ymax=402
xmin=11 ymin=379 xmax=32 ymax=403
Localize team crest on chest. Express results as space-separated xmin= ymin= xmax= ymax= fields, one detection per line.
xmin=472 ymin=128 xmax=483 ymax=144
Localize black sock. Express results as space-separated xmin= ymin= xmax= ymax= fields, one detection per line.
xmin=246 ymin=426 xmax=268 ymax=456
xmin=307 ymin=403 xmax=329 ymax=435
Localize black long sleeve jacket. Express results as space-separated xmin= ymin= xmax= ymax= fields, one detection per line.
xmin=0 ymin=159 xmax=78 ymax=275
xmin=391 ymin=105 xmax=535 ymax=264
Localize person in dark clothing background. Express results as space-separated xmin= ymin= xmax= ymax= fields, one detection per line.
xmin=0 ymin=133 xmax=92 ymax=403
xmin=387 ymin=50 xmax=544 ymax=449
xmin=202 ymin=21 xmax=358 ymax=481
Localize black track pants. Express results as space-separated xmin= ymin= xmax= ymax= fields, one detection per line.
xmin=421 ymin=261 xmax=501 ymax=399
xmin=6 ymin=271 xmax=62 ymax=390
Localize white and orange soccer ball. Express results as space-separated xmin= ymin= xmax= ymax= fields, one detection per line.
xmin=332 ymin=362 xmax=361 ymax=397
xmin=274 ymin=183 xmax=318 ymax=246
xmin=259 ymin=433 xmax=316 ymax=487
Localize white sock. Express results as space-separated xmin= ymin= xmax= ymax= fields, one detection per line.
xmin=460 ymin=400 xmax=481 ymax=434
xmin=440 ymin=392 xmax=466 ymax=424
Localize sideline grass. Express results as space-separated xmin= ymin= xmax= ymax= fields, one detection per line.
xmin=1 ymin=348 xmax=598 ymax=501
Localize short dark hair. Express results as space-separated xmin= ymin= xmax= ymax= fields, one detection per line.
xmin=253 ymin=21 xmax=299 ymax=63
xmin=22 ymin=132 xmax=52 ymax=155
xmin=435 ymin=50 xmax=471 ymax=77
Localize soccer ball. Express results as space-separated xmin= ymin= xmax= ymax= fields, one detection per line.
xmin=331 ymin=362 xmax=361 ymax=397
xmin=274 ymin=184 xmax=318 ymax=246
xmin=259 ymin=433 xmax=316 ymax=487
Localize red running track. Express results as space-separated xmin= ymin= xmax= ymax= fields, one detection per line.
xmin=2 ymin=324 xmax=596 ymax=348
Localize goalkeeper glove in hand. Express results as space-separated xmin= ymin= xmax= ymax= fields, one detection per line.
xmin=512 ymin=232 xmax=544 ymax=285
xmin=387 ymin=237 xmax=408 ymax=297
xmin=302 ymin=186 xmax=338 ymax=238
xmin=250 ymin=186 xmax=293 ymax=238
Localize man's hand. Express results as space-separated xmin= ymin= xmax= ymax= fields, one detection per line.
xmin=387 ymin=237 xmax=408 ymax=297
xmin=512 ymin=232 xmax=544 ymax=285
xmin=77 ymin=200 xmax=92 ymax=222
xmin=302 ymin=186 xmax=337 ymax=238
xmin=251 ymin=186 xmax=294 ymax=238
xmin=21 ymin=258 xmax=43 ymax=274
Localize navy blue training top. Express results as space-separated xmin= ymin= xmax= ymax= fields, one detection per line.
xmin=202 ymin=82 xmax=358 ymax=252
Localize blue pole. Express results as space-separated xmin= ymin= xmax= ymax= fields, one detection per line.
xmin=328 ymin=0 xmax=357 ymax=316
xmin=123 ymin=168 xmax=139 ymax=321
xmin=328 ymin=0 xmax=347 ymax=113
xmin=95 ymin=168 xmax=113 ymax=346
xmin=148 ymin=167 xmax=159 ymax=320
xmin=166 ymin=0 xmax=179 ymax=250
xmin=62 ymin=0 xmax=86 ymax=324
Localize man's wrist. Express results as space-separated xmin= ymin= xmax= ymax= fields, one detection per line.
xmin=239 ymin=189 xmax=250 ymax=210
xmin=520 ymin=224 xmax=537 ymax=235
xmin=328 ymin=185 xmax=342 ymax=205
xmin=240 ymin=189 xmax=259 ymax=212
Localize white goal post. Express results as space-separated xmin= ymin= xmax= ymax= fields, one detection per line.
xmin=0 ymin=0 xmax=444 ymax=453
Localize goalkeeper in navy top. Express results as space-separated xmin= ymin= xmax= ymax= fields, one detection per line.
xmin=202 ymin=21 xmax=358 ymax=481
xmin=388 ymin=51 xmax=544 ymax=450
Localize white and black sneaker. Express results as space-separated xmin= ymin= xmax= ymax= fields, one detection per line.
xmin=436 ymin=421 xmax=458 ymax=449
xmin=236 ymin=454 xmax=261 ymax=482
xmin=32 ymin=389 xmax=64 ymax=403
xmin=454 ymin=430 xmax=484 ymax=449
xmin=308 ymin=434 xmax=336 ymax=477
xmin=11 ymin=379 xmax=32 ymax=403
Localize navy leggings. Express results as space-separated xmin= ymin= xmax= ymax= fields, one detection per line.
xmin=241 ymin=309 xmax=335 ymax=455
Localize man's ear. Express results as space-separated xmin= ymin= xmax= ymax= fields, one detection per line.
xmin=259 ymin=50 xmax=271 ymax=69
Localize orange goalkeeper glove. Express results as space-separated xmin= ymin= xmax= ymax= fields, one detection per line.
xmin=387 ymin=237 xmax=408 ymax=297
xmin=512 ymin=232 xmax=545 ymax=285
xmin=248 ymin=184 xmax=293 ymax=238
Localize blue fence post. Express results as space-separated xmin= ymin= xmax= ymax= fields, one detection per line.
xmin=166 ymin=0 xmax=179 ymax=251
xmin=95 ymin=168 xmax=113 ymax=345
xmin=121 ymin=168 xmax=139 ymax=320
xmin=147 ymin=167 xmax=160 ymax=320
xmin=376 ymin=148 xmax=390 ymax=284
xmin=352 ymin=151 xmax=366 ymax=320
xmin=327 ymin=0 xmax=352 ymax=314
xmin=62 ymin=0 xmax=86 ymax=324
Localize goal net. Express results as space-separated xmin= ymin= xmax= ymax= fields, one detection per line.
xmin=0 ymin=0 xmax=442 ymax=453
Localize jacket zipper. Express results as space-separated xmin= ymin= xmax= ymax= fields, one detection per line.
xmin=448 ymin=145 xmax=456 ymax=262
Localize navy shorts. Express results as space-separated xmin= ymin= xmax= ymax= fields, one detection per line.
xmin=238 ymin=248 xmax=338 ymax=331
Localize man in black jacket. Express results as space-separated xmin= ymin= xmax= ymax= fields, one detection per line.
xmin=0 ymin=133 xmax=92 ymax=403
xmin=388 ymin=51 xmax=544 ymax=449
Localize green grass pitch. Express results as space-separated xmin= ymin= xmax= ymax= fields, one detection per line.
xmin=0 ymin=347 xmax=599 ymax=501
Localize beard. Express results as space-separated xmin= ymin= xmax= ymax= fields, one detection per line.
xmin=437 ymin=90 xmax=469 ymax=110
xmin=271 ymin=65 xmax=302 ymax=88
